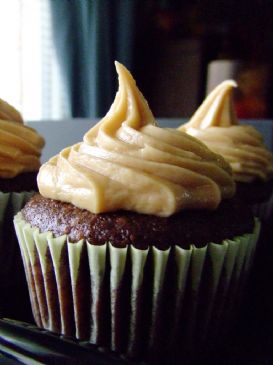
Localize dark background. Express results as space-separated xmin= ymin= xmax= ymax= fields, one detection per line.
xmin=133 ymin=0 xmax=273 ymax=118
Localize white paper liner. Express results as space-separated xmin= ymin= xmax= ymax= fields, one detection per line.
xmin=14 ymin=213 xmax=260 ymax=359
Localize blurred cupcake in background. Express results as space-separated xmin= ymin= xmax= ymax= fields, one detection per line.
xmin=179 ymin=80 xmax=273 ymax=220
xmin=0 ymin=98 xmax=45 ymax=320
xmin=14 ymin=63 xmax=259 ymax=364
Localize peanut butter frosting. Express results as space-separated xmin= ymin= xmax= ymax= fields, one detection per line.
xmin=38 ymin=62 xmax=235 ymax=217
xmin=0 ymin=99 xmax=45 ymax=178
xmin=179 ymin=80 xmax=273 ymax=183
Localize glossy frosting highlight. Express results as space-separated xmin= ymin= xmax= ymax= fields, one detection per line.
xmin=179 ymin=81 xmax=273 ymax=183
xmin=38 ymin=62 xmax=235 ymax=216
xmin=0 ymin=99 xmax=45 ymax=178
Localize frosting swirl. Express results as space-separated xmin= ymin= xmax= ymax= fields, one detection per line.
xmin=38 ymin=62 xmax=235 ymax=216
xmin=0 ymin=99 xmax=45 ymax=178
xmin=179 ymin=81 xmax=273 ymax=183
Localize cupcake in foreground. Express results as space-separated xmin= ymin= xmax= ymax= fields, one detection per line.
xmin=178 ymin=81 xmax=273 ymax=219
xmin=14 ymin=63 xmax=259 ymax=363
xmin=0 ymin=98 xmax=45 ymax=320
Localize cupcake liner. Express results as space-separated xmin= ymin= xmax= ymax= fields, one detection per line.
xmin=0 ymin=192 xmax=34 ymax=319
xmin=14 ymin=213 xmax=260 ymax=361
xmin=208 ymin=222 xmax=260 ymax=341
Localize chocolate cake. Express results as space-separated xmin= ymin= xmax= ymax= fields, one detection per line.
xmin=236 ymin=179 xmax=273 ymax=205
xmin=22 ymin=194 xmax=254 ymax=250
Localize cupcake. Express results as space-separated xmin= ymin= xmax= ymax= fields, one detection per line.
xmin=179 ymin=80 xmax=273 ymax=220
xmin=14 ymin=63 xmax=259 ymax=363
xmin=0 ymin=98 xmax=45 ymax=320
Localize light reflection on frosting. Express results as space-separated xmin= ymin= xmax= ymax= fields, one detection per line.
xmin=0 ymin=99 xmax=45 ymax=178
xmin=179 ymin=80 xmax=273 ymax=183
xmin=38 ymin=62 xmax=235 ymax=216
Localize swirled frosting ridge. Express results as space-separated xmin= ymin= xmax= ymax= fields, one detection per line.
xmin=38 ymin=62 xmax=235 ymax=216
xmin=0 ymin=99 xmax=45 ymax=178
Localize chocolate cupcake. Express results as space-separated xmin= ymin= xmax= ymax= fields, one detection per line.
xmin=0 ymin=98 xmax=45 ymax=320
xmin=14 ymin=64 xmax=259 ymax=363
xmin=179 ymin=81 xmax=273 ymax=220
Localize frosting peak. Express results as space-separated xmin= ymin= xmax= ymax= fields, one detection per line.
xmin=0 ymin=98 xmax=45 ymax=178
xmin=179 ymin=81 xmax=273 ymax=183
xmin=188 ymin=80 xmax=238 ymax=129
xmin=86 ymin=62 xmax=155 ymax=141
xmin=38 ymin=63 xmax=235 ymax=217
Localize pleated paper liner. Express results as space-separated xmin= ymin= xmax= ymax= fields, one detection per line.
xmin=14 ymin=212 xmax=260 ymax=363
xmin=0 ymin=192 xmax=34 ymax=320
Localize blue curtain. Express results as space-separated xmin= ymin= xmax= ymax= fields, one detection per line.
xmin=50 ymin=0 xmax=137 ymax=118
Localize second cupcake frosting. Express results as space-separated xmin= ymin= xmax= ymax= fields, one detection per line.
xmin=0 ymin=99 xmax=45 ymax=178
xmin=179 ymin=81 xmax=273 ymax=183
xmin=38 ymin=62 xmax=235 ymax=217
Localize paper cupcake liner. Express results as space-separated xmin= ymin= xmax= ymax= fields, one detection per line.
xmin=14 ymin=213 xmax=260 ymax=360
xmin=0 ymin=191 xmax=35 ymax=319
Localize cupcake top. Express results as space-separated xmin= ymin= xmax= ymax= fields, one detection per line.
xmin=38 ymin=62 xmax=235 ymax=217
xmin=0 ymin=98 xmax=45 ymax=178
xmin=179 ymin=81 xmax=273 ymax=183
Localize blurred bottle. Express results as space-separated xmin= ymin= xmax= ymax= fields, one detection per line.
xmin=206 ymin=59 xmax=242 ymax=94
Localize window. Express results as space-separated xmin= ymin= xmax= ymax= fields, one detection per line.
xmin=0 ymin=0 xmax=68 ymax=120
